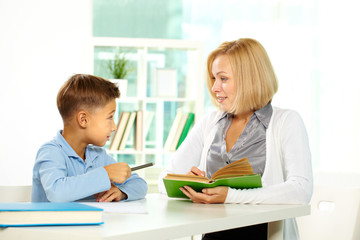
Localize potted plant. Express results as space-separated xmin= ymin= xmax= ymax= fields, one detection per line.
xmin=107 ymin=50 xmax=133 ymax=97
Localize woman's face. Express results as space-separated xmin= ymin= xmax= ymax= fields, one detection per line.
xmin=211 ymin=54 xmax=236 ymax=112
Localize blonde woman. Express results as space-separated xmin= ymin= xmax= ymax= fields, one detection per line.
xmin=159 ymin=38 xmax=312 ymax=239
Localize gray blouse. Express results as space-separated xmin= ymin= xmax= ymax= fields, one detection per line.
xmin=206 ymin=103 xmax=273 ymax=178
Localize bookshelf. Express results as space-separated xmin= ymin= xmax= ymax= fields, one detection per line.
xmin=91 ymin=37 xmax=205 ymax=192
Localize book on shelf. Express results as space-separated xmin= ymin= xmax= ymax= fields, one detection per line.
xmin=144 ymin=111 xmax=154 ymax=139
xmin=119 ymin=111 xmax=137 ymax=150
xmin=169 ymin=113 xmax=189 ymax=152
xmin=135 ymin=110 xmax=143 ymax=151
xmin=109 ymin=112 xmax=130 ymax=151
xmin=164 ymin=111 xmax=195 ymax=152
xmin=163 ymin=157 xmax=262 ymax=198
xmin=176 ymin=112 xmax=195 ymax=149
xmin=0 ymin=202 xmax=103 ymax=227
xmin=163 ymin=111 xmax=183 ymax=151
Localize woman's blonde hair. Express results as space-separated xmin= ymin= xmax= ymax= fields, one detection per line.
xmin=206 ymin=38 xmax=278 ymax=115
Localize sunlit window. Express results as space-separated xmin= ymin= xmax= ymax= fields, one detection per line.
xmin=93 ymin=0 xmax=360 ymax=172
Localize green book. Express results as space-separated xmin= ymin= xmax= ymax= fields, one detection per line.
xmin=176 ymin=112 xmax=195 ymax=149
xmin=163 ymin=174 xmax=262 ymax=198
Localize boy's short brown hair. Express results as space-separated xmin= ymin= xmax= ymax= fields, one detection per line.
xmin=57 ymin=74 xmax=120 ymax=122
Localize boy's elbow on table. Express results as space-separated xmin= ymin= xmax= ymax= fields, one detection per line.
xmin=45 ymin=190 xmax=74 ymax=202
xmin=119 ymin=174 xmax=148 ymax=201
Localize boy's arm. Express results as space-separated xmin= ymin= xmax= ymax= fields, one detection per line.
xmin=113 ymin=173 xmax=148 ymax=201
xmin=32 ymin=144 xmax=118 ymax=202
xmin=102 ymin=154 xmax=148 ymax=201
xmin=35 ymin=145 xmax=111 ymax=202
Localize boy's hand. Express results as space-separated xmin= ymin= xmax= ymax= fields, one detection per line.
xmin=187 ymin=166 xmax=205 ymax=177
xmin=95 ymin=183 xmax=127 ymax=202
xmin=104 ymin=162 xmax=131 ymax=183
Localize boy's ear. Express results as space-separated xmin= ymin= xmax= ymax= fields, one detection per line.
xmin=77 ymin=111 xmax=89 ymax=128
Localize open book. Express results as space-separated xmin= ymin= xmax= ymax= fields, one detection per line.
xmin=163 ymin=157 xmax=262 ymax=198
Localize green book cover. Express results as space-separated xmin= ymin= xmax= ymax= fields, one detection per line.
xmin=176 ymin=112 xmax=195 ymax=149
xmin=163 ymin=174 xmax=262 ymax=198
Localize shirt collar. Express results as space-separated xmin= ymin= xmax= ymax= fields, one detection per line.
xmin=215 ymin=102 xmax=273 ymax=128
xmin=217 ymin=111 xmax=229 ymax=123
xmin=254 ymin=102 xmax=273 ymax=128
xmin=54 ymin=130 xmax=98 ymax=163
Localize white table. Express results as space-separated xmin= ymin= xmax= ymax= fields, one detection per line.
xmin=0 ymin=193 xmax=310 ymax=240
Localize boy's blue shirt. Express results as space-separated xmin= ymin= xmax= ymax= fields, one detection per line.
xmin=31 ymin=131 xmax=148 ymax=202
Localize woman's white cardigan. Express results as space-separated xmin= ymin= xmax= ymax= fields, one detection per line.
xmin=159 ymin=107 xmax=313 ymax=239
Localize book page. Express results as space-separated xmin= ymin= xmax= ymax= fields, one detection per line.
xmin=164 ymin=173 xmax=210 ymax=183
xmin=211 ymin=157 xmax=254 ymax=181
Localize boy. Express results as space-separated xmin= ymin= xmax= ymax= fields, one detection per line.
xmin=31 ymin=74 xmax=148 ymax=202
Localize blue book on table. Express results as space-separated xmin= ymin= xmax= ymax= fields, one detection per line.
xmin=0 ymin=202 xmax=103 ymax=227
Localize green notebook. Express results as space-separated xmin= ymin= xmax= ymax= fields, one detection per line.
xmin=163 ymin=174 xmax=262 ymax=198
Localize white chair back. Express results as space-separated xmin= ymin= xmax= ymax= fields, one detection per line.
xmin=0 ymin=185 xmax=32 ymax=202
xmin=297 ymin=172 xmax=360 ymax=240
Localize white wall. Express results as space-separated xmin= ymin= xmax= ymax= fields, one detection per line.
xmin=0 ymin=0 xmax=92 ymax=185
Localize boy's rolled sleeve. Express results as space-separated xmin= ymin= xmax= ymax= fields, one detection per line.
xmin=115 ymin=173 xmax=148 ymax=201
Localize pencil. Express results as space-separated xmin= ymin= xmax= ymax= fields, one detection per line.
xmin=131 ymin=162 xmax=154 ymax=171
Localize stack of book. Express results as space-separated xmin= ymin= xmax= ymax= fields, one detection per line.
xmin=163 ymin=111 xmax=195 ymax=152
xmin=109 ymin=111 xmax=154 ymax=151
xmin=0 ymin=202 xmax=103 ymax=227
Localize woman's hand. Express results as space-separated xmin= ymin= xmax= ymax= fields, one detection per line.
xmin=187 ymin=166 xmax=205 ymax=176
xmin=94 ymin=183 xmax=127 ymax=202
xmin=180 ymin=186 xmax=228 ymax=204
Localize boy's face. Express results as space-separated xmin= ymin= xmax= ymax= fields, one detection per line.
xmin=86 ymin=99 xmax=117 ymax=147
